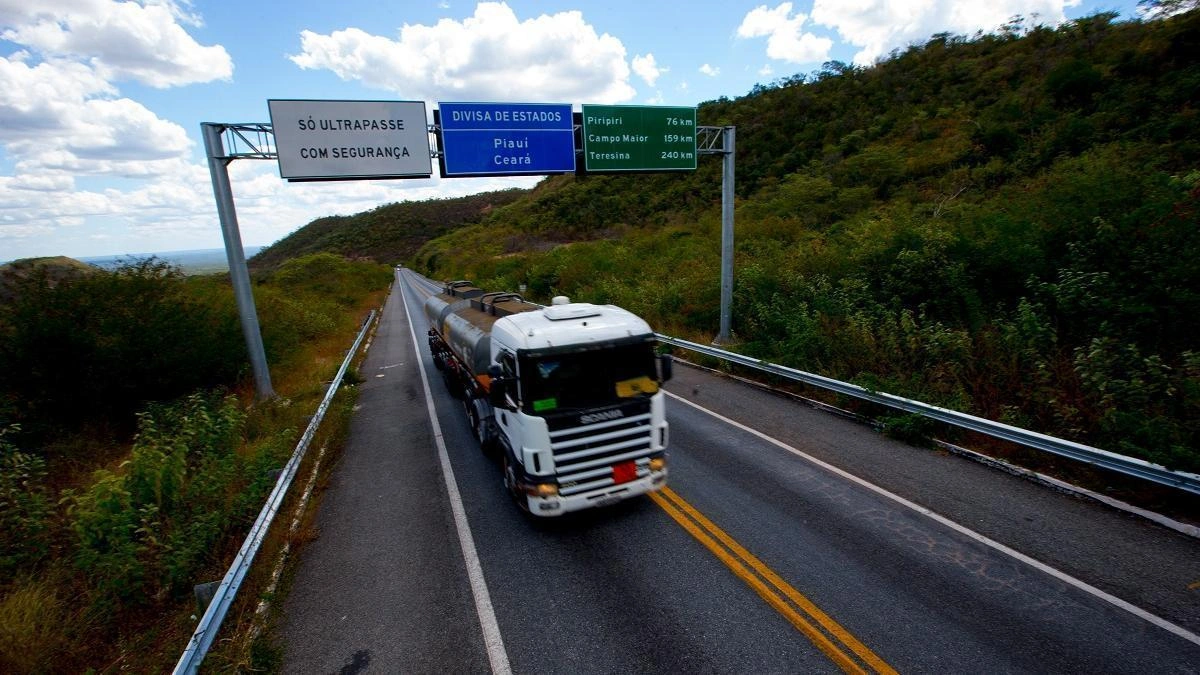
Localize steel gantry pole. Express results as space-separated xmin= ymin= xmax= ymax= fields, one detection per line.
xmin=202 ymin=122 xmax=275 ymax=399
xmin=697 ymin=125 xmax=737 ymax=344
xmin=716 ymin=126 xmax=736 ymax=344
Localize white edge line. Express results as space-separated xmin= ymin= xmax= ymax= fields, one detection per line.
xmin=665 ymin=390 xmax=1200 ymax=648
xmin=399 ymin=272 xmax=513 ymax=675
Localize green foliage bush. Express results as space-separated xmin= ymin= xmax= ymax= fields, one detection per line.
xmin=0 ymin=254 xmax=389 ymax=442
xmin=0 ymin=260 xmax=244 ymax=437
xmin=253 ymin=254 xmax=390 ymax=366
xmin=0 ymin=426 xmax=52 ymax=575
xmin=0 ymin=250 xmax=381 ymax=667
xmin=64 ymin=393 xmax=267 ymax=610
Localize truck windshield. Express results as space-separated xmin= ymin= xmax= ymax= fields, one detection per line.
xmin=519 ymin=341 xmax=659 ymax=413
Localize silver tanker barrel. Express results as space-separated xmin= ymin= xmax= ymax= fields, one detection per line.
xmin=443 ymin=307 xmax=497 ymax=376
xmin=424 ymin=281 xmax=494 ymax=375
xmin=423 ymin=293 xmax=453 ymax=329
xmin=426 ymin=281 xmax=540 ymax=376
xmin=424 ymin=282 xmax=486 ymax=332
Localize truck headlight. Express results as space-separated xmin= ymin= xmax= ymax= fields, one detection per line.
xmin=649 ymin=457 xmax=666 ymax=472
xmin=533 ymin=483 xmax=559 ymax=497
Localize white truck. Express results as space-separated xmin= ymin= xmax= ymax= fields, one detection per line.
xmin=425 ymin=281 xmax=672 ymax=515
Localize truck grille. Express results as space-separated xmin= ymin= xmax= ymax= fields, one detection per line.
xmin=549 ymin=412 xmax=655 ymax=496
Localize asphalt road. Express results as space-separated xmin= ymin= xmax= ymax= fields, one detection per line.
xmin=278 ymin=271 xmax=1200 ymax=673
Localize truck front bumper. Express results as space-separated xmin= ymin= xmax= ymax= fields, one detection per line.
xmin=523 ymin=469 xmax=667 ymax=516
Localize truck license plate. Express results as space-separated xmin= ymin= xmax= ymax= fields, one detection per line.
xmin=612 ymin=461 xmax=637 ymax=484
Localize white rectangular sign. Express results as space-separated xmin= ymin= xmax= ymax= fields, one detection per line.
xmin=268 ymin=99 xmax=432 ymax=180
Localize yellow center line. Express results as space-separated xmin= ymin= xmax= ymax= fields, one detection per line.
xmin=651 ymin=487 xmax=898 ymax=675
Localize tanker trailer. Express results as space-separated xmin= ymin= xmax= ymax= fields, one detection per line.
xmin=425 ymin=281 xmax=672 ymax=516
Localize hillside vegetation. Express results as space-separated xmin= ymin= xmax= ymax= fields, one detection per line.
xmin=0 ymin=254 xmax=390 ymax=671
xmin=250 ymin=188 xmax=527 ymax=270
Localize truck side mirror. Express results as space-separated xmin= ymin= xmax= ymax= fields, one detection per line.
xmin=488 ymin=371 xmax=509 ymax=408
xmin=659 ymin=353 xmax=673 ymax=382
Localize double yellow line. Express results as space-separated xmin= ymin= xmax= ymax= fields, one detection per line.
xmin=650 ymin=486 xmax=898 ymax=675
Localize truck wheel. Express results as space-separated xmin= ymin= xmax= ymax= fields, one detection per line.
xmin=442 ymin=369 xmax=463 ymax=399
xmin=502 ymin=453 xmax=526 ymax=510
xmin=463 ymin=397 xmax=482 ymax=442
xmin=464 ymin=398 xmax=498 ymax=456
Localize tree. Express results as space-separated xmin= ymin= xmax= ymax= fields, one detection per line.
xmin=1138 ymin=0 xmax=1199 ymax=18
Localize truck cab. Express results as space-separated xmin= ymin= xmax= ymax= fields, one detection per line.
xmin=486 ymin=300 xmax=670 ymax=514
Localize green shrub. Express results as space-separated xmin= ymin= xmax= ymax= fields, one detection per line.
xmin=0 ymin=260 xmax=243 ymax=437
xmin=0 ymin=426 xmax=52 ymax=575
xmin=66 ymin=469 xmax=143 ymax=609
xmin=66 ymin=393 xmax=249 ymax=609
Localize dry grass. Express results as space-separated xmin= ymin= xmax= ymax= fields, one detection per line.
xmin=0 ymin=578 xmax=68 ymax=673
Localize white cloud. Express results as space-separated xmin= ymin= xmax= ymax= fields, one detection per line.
xmin=0 ymin=55 xmax=192 ymax=174
xmin=737 ymin=2 xmax=833 ymax=64
xmin=1 ymin=0 xmax=232 ymax=87
xmin=290 ymin=2 xmax=636 ymax=103
xmin=632 ymin=53 xmax=664 ymax=87
xmin=0 ymin=56 xmax=114 ymax=138
xmin=811 ymin=0 xmax=1082 ymax=65
xmin=0 ymin=0 xmax=234 ymax=259
xmin=758 ymin=64 xmax=774 ymax=76
xmin=699 ymin=63 xmax=720 ymax=77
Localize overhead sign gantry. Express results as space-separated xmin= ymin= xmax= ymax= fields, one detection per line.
xmin=205 ymin=99 xmax=732 ymax=405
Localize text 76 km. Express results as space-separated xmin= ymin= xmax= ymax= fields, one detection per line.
xmin=666 ymin=117 xmax=694 ymax=126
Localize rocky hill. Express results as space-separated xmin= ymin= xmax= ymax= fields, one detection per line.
xmin=0 ymin=256 xmax=98 ymax=305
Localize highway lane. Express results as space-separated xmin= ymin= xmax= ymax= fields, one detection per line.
xmin=280 ymin=274 xmax=490 ymax=672
xmin=279 ymin=271 xmax=1200 ymax=672
xmin=658 ymin=394 xmax=1198 ymax=671
xmin=394 ymin=272 xmax=850 ymax=672
xmin=664 ymin=362 xmax=1200 ymax=641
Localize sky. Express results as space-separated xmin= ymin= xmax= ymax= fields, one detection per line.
xmin=0 ymin=0 xmax=1145 ymax=262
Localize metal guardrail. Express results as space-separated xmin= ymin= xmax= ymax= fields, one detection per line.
xmin=173 ymin=310 xmax=377 ymax=674
xmin=656 ymin=334 xmax=1200 ymax=497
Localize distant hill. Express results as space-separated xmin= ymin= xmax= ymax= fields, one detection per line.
xmin=0 ymin=256 xmax=97 ymax=305
xmin=82 ymin=247 xmax=262 ymax=275
xmin=248 ymin=189 xmax=527 ymax=271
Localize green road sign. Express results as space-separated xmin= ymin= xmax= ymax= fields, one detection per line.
xmin=581 ymin=105 xmax=697 ymax=171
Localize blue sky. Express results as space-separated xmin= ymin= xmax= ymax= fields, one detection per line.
xmin=0 ymin=0 xmax=1143 ymax=261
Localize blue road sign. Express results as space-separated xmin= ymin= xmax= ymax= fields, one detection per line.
xmin=438 ymin=102 xmax=575 ymax=177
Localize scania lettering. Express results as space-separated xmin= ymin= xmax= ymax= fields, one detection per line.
xmin=425 ymin=281 xmax=672 ymax=516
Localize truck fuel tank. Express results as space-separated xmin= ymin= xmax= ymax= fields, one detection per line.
xmin=427 ymin=281 xmax=540 ymax=376
xmin=423 ymin=282 xmax=485 ymax=331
